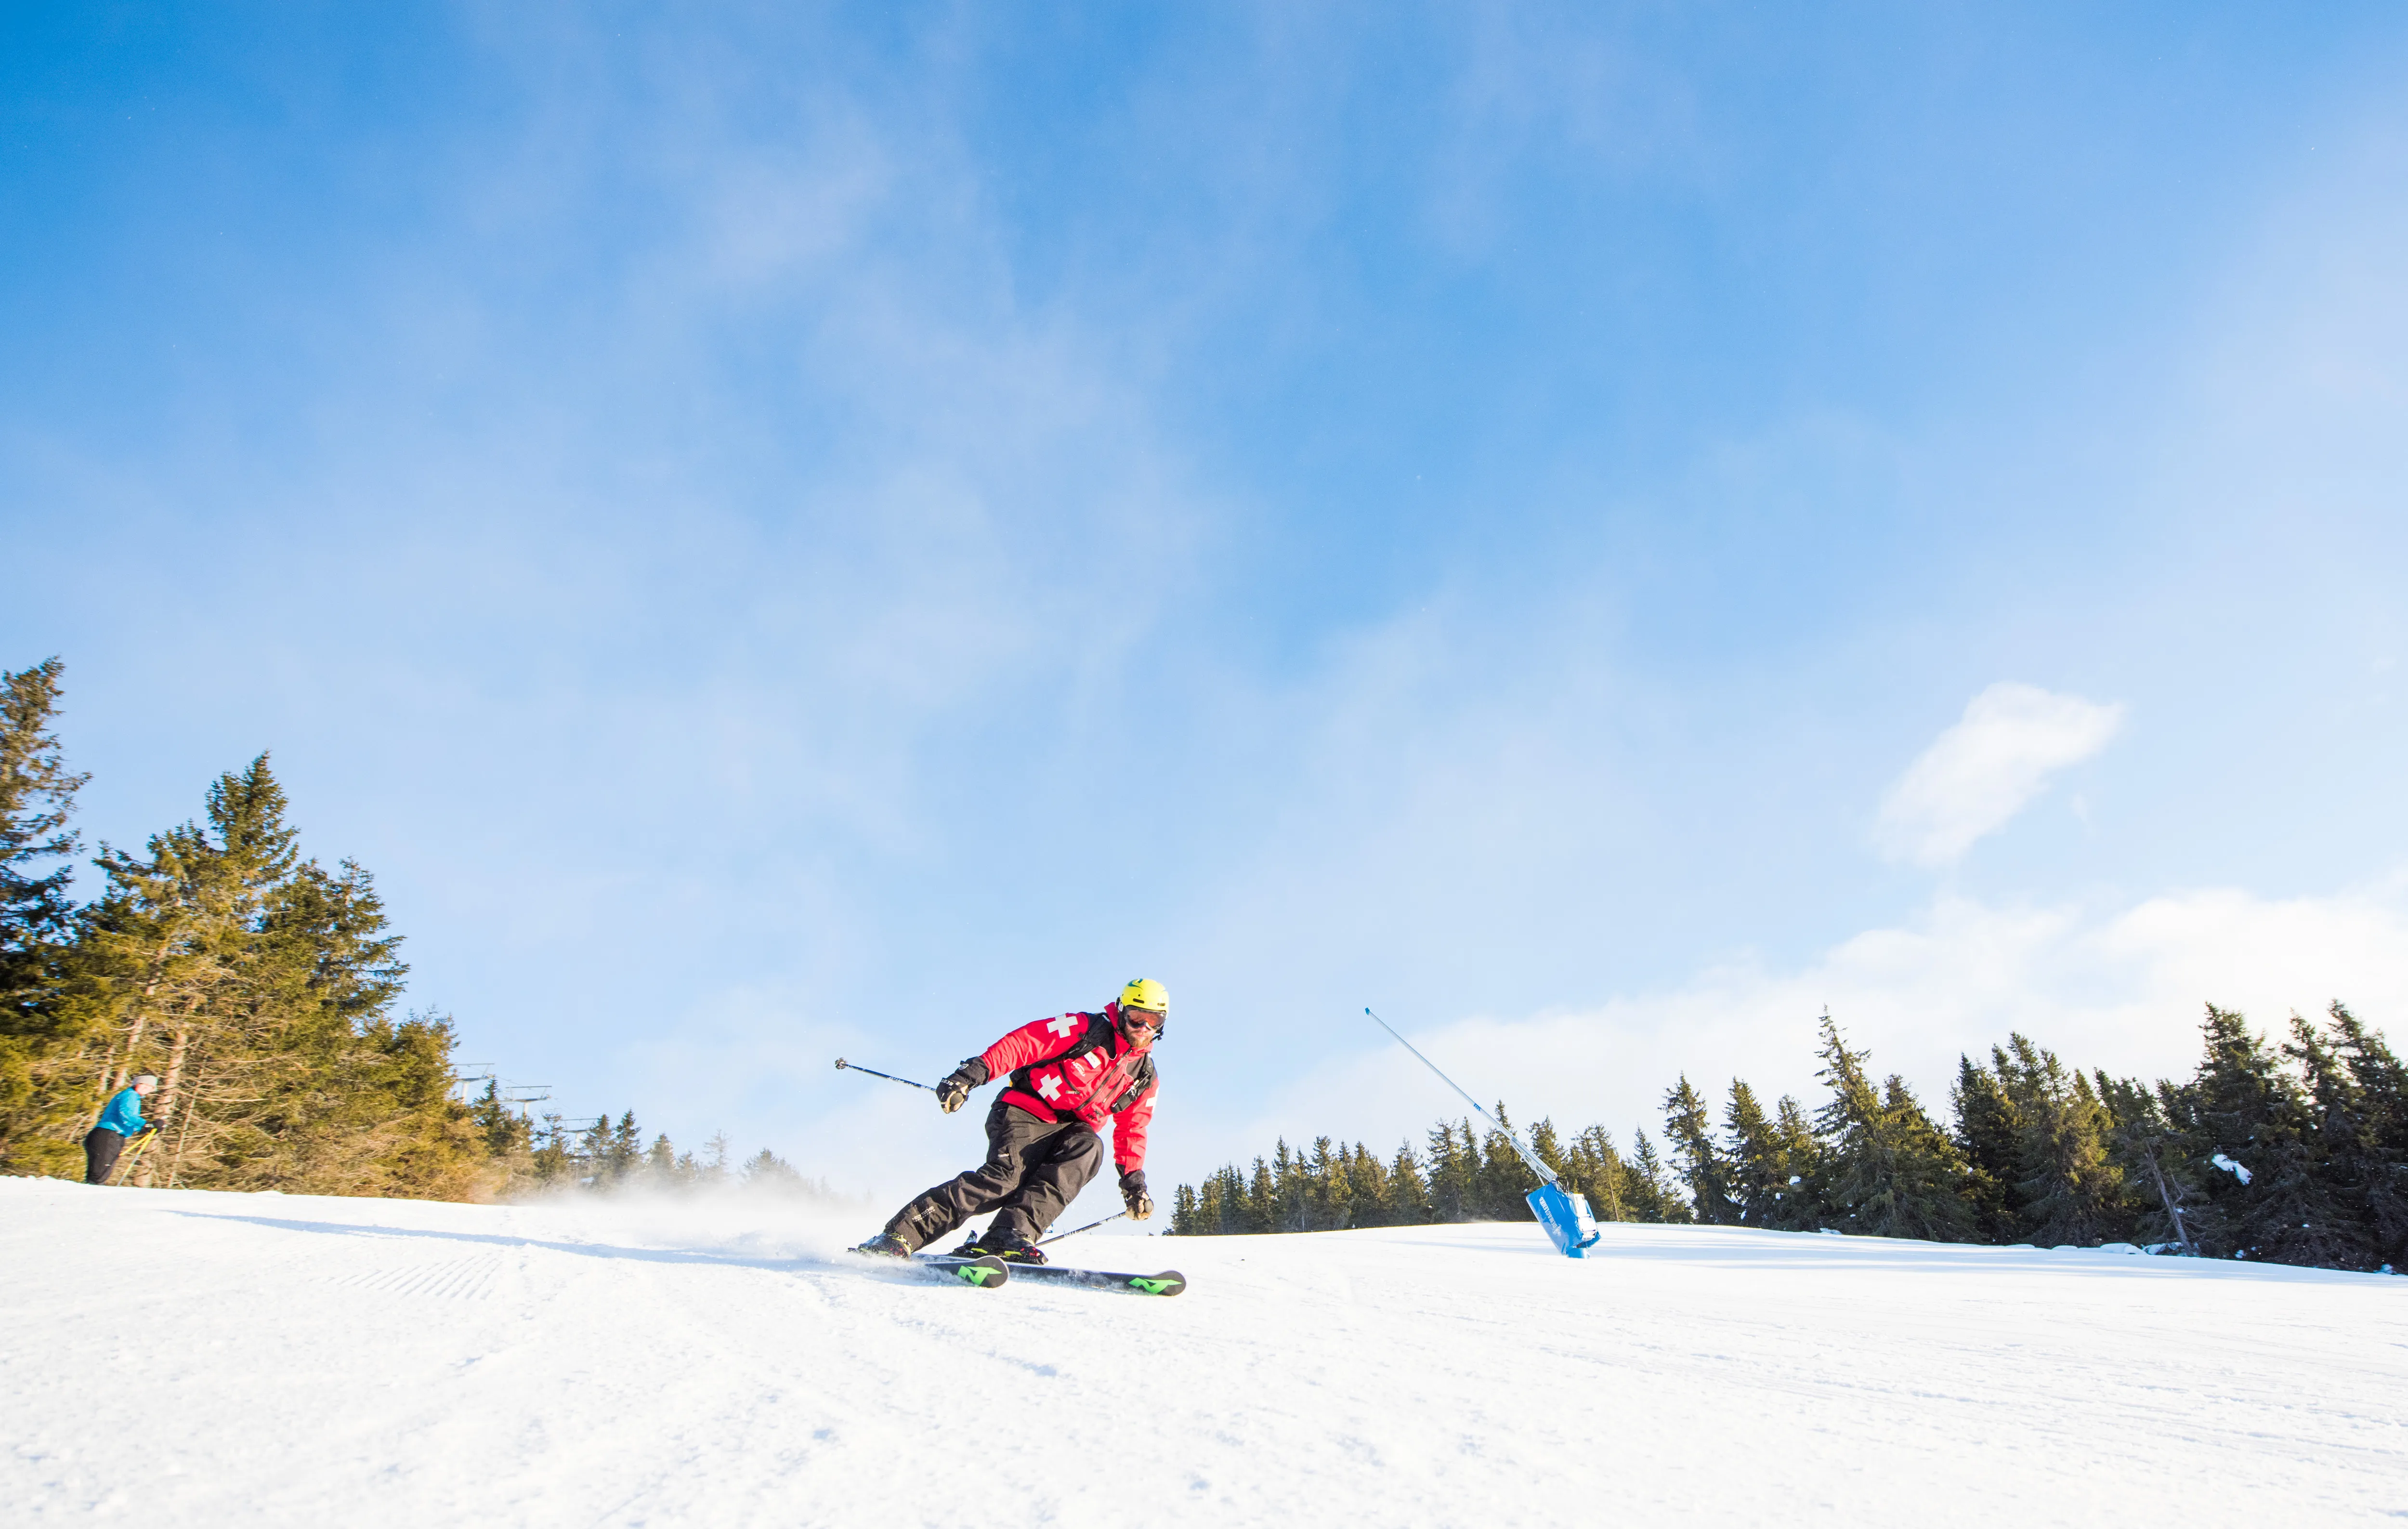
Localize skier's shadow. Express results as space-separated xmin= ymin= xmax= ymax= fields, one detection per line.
xmin=168 ymin=1210 xmax=846 ymax=1272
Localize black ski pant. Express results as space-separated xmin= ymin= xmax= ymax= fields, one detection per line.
xmin=84 ymin=1128 xmax=126 ymax=1186
xmin=883 ymin=1098 xmax=1105 ymax=1251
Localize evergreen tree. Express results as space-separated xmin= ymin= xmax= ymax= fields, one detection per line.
xmin=1627 ymin=1128 xmax=1690 ymax=1224
xmin=1475 ymin=1104 xmax=1542 ymax=1220
xmin=1993 ymin=1034 xmax=2133 ymax=1246
xmin=1270 ymin=1137 xmax=1305 ymax=1231
xmin=531 ymin=1114 xmax=576 ymax=1185
xmin=0 ymin=659 xmax=87 ymax=985
xmin=0 ymin=659 xmax=92 ymax=1171
xmin=1219 ymin=1162 xmax=1254 ymax=1231
xmin=79 ymin=757 xmax=307 ymax=1186
xmin=1189 ymin=1170 xmax=1223 ymax=1234
xmin=1950 ymin=1054 xmax=2025 ymax=1241
xmin=1426 ymin=1120 xmax=1477 ymax=1221
xmin=1348 ymin=1141 xmax=1392 ymax=1226
xmin=1172 ymin=1169 xmax=1212 ymax=1234
xmin=339 ymin=1009 xmax=486 ymax=1199
xmin=471 ymin=1078 xmax=536 ymax=1189
xmin=1387 ymin=1140 xmax=1431 ymax=1224
xmin=577 ymin=1115 xmax=613 ymax=1186
xmin=1565 ymin=1124 xmax=1633 ymax=1223
xmin=2274 ymin=1012 xmax=2379 ymax=1269
xmin=238 ymin=863 xmax=435 ymax=1193
xmin=1305 ymin=1136 xmax=1350 ymax=1229
xmin=2324 ymin=1003 xmax=2408 ymax=1269
xmin=1768 ymin=1094 xmax=1830 ymax=1231
xmin=2166 ymin=1005 xmax=2328 ymax=1263
xmin=1529 ymin=1117 xmax=1569 ymax=1200
xmin=611 ymin=1110 xmax=643 ymax=1184
xmin=2093 ymin=1071 xmax=2204 ymax=1255
xmin=1725 ymin=1080 xmax=1823 ymax=1230
xmin=1724 ymin=1080 xmax=1777 ymax=1226
xmin=1194 ymin=1163 xmax=1234 ymax=1232
xmin=1246 ymin=1155 xmax=1275 ymax=1232
xmin=1662 ymin=1075 xmax=1740 ymax=1224
xmin=742 ymin=1146 xmax=803 ymax=1188
xmin=1813 ymin=1015 xmax=1976 ymax=1241
xmin=43 ymin=823 xmax=220 ymax=1175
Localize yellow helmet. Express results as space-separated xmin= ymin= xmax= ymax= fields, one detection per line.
xmin=1118 ymin=978 xmax=1168 ymax=1018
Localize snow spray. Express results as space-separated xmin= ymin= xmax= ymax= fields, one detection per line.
xmin=1364 ymin=1008 xmax=1602 ymax=1259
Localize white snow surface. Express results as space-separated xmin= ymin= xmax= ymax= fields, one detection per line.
xmin=5 ymin=1177 xmax=2402 ymax=1527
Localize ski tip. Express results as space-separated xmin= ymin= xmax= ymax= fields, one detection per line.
xmin=1128 ymin=1271 xmax=1185 ymax=1296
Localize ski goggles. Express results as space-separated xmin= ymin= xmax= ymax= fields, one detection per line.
xmin=1121 ymin=1008 xmax=1165 ymax=1038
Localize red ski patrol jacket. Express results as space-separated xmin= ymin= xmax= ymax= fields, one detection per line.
xmin=978 ymin=1001 xmax=1159 ymax=1173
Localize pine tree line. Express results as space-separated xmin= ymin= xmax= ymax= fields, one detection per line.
xmin=1175 ymin=1008 xmax=2408 ymax=1275
xmin=0 ymin=658 xmax=833 ymax=1203
xmin=1172 ymin=1110 xmax=1691 ymax=1235
xmin=495 ymin=1098 xmax=857 ymax=1205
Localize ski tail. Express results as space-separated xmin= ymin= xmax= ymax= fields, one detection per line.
xmin=915 ymin=1253 xmax=1013 ymax=1288
xmin=847 ymin=1248 xmax=1011 ymax=1288
xmin=1007 ymin=1264 xmax=1185 ymax=1296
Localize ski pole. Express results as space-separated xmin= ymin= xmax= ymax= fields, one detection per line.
xmin=1364 ymin=1007 xmax=1560 ymax=1186
xmin=112 ymin=1131 xmax=157 ymax=1186
xmin=833 ymin=1058 xmax=934 ymax=1092
xmin=1038 ymin=1211 xmax=1126 ymax=1247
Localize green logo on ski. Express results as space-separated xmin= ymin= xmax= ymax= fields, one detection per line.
xmin=1130 ymin=1276 xmax=1175 ymax=1295
xmin=960 ymin=1265 xmax=996 ymax=1285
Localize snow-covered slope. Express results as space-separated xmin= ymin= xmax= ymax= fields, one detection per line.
xmin=4 ymin=1177 xmax=2399 ymax=1526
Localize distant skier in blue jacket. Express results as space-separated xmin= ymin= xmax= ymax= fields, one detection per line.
xmin=85 ymin=1075 xmax=159 ymax=1186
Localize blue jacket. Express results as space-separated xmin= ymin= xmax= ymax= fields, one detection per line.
xmin=94 ymin=1087 xmax=150 ymax=1137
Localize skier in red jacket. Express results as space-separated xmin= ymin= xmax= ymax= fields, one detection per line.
xmin=856 ymin=978 xmax=1165 ymax=1265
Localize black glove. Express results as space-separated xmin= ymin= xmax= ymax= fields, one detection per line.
xmin=936 ymin=1059 xmax=986 ymax=1114
xmin=1120 ymin=1169 xmax=1152 ymax=1221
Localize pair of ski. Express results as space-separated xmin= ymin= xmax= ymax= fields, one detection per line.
xmin=890 ymin=1251 xmax=1185 ymax=1297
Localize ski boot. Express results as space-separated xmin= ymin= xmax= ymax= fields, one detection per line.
xmin=853 ymin=1232 xmax=914 ymax=1260
xmin=969 ymin=1227 xmax=1048 ymax=1265
xmin=947 ymin=1228 xmax=1047 ymax=1264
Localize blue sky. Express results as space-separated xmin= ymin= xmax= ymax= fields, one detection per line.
xmin=8 ymin=4 xmax=2408 ymax=1208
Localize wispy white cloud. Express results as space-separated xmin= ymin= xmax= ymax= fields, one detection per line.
xmin=1875 ymin=683 xmax=2124 ymax=867
xmin=1203 ymin=875 xmax=2408 ymax=1180
xmin=19 ymin=8 xmax=2408 ymax=1196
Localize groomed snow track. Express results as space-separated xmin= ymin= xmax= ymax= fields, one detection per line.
xmin=4 ymin=1177 xmax=2399 ymax=1526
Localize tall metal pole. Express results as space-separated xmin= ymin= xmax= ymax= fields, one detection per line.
xmin=1364 ymin=1008 xmax=1558 ymax=1186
